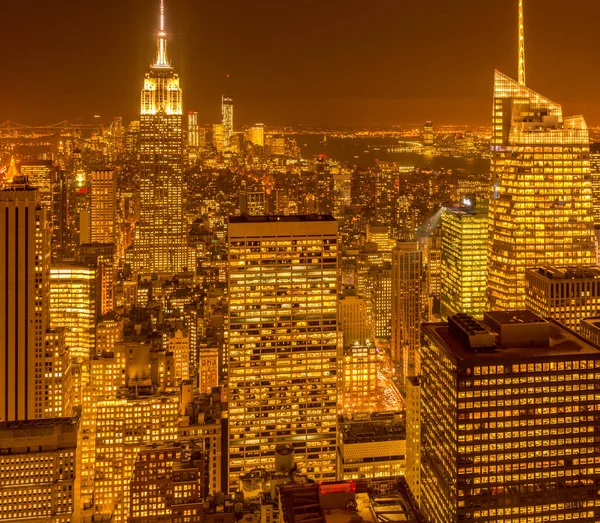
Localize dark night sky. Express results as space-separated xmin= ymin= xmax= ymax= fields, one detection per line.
xmin=1 ymin=0 xmax=599 ymax=127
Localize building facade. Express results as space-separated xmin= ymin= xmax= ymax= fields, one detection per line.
xmin=0 ymin=179 xmax=49 ymax=421
xmin=391 ymin=242 xmax=423 ymax=383
xmin=227 ymin=216 xmax=339 ymax=490
xmin=420 ymin=311 xmax=600 ymax=522
xmin=525 ymin=266 xmax=600 ymax=331
xmin=440 ymin=201 xmax=488 ymax=320
xmin=90 ymin=169 xmax=116 ymax=244
xmin=135 ymin=5 xmax=187 ymax=274
xmin=0 ymin=416 xmax=80 ymax=522
xmin=487 ymin=71 xmax=596 ymax=310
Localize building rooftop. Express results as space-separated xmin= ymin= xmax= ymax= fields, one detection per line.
xmin=341 ymin=421 xmax=405 ymax=444
xmin=527 ymin=266 xmax=600 ymax=280
xmin=0 ymin=415 xmax=79 ymax=431
xmin=424 ymin=313 xmax=600 ymax=364
xmin=229 ymin=214 xmax=336 ymax=224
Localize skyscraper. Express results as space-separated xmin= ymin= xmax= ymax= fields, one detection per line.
xmin=49 ymin=263 xmax=98 ymax=360
xmin=188 ymin=111 xmax=200 ymax=147
xmin=136 ymin=0 xmax=187 ymax=274
xmin=222 ymin=82 xmax=234 ymax=150
xmin=227 ymin=216 xmax=339 ymax=491
xmin=419 ymin=312 xmax=600 ymax=522
xmin=487 ymin=1 xmax=595 ymax=310
xmin=0 ymin=178 xmax=49 ymax=421
xmin=391 ymin=241 xmax=424 ymax=384
xmin=90 ymin=169 xmax=116 ymax=244
xmin=440 ymin=200 xmax=488 ymax=320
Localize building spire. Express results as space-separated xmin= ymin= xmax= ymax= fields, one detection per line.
xmin=518 ymin=0 xmax=526 ymax=85
xmin=154 ymin=0 xmax=170 ymax=68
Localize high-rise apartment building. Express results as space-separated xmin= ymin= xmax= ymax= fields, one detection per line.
xmin=391 ymin=242 xmax=423 ymax=383
xmin=487 ymin=9 xmax=595 ymax=310
xmin=50 ymin=263 xmax=98 ymax=359
xmin=0 ymin=416 xmax=80 ymax=522
xmin=0 ymin=178 xmax=49 ymax=421
xmin=419 ymin=311 xmax=600 ymax=522
xmin=525 ymin=266 xmax=600 ymax=331
xmin=440 ymin=201 xmax=488 ymax=319
xmin=135 ymin=1 xmax=187 ymax=274
xmin=90 ymin=169 xmax=116 ymax=244
xmin=227 ymin=216 xmax=339 ymax=490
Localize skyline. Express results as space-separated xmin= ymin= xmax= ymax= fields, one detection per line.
xmin=2 ymin=0 xmax=600 ymax=126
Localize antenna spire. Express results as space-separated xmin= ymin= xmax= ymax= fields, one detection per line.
xmin=160 ymin=0 xmax=165 ymax=33
xmin=518 ymin=0 xmax=526 ymax=85
xmin=154 ymin=0 xmax=170 ymax=67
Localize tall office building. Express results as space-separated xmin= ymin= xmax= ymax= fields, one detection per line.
xmin=487 ymin=1 xmax=595 ymax=310
xmin=391 ymin=242 xmax=423 ymax=383
xmin=419 ymin=311 xmax=600 ymax=522
xmin=19 ymin=160 xmax=55 ymax=214
xmin=525 ymin=266 xmax=600 ymax=332
xmin=90 ymin=169 xmax=116 ymax=244
xmin=227 ymin=216 xmax=339 ymax=491
xmin=339 ymin=290 xmax=370 ymax=347
xmin=222 ymin=87 xmax=234 ymax=150
xmin=440 ymin=200 xmax=488 ymax=319
xmin=366 ymin=263 xmax=392 ymax=342
xmin=422 ymin=121 xmax=434 ymax=147
xmin=188 ymin=111 xmax=200 ymax=147
xmin=247 ymin=123 xmax=265 ymax=147
xmin=0 ymin=178 xmax=49 ymax=421
xmin=49 ymin=263 xmax=98 ymax=359
xmin=135 ymin=0 xmax=187 ymax=274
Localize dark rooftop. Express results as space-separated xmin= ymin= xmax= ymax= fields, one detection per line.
xmin=229 ymin=214 xmax=336 ymax=223
xmin=423 ymin=318 xmax=600 ymax=364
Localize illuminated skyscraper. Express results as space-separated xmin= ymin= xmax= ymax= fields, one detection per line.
xmin=227 ymin=216 xmax=339 ymax=490
xmin=188 ymin=111 xmax=200 ymax=147
xmin=487 ymin=2 xmax=595 ymax=310
xmin=440 ymin=200 xmax=488 ymax=320
xmin=247 ymin=123 xmax=265 ymax=147
xmin=391 ymin=241 xmax=424 ymax=383
xmin=50 ymin=263 xmax=98 ymax=359
xmin=422 ymin=121 xmax=434 ymax=147
xmin=0 ymin=178 xmax=49 ymax=421
xmin=90 ymin=169 xmax=116 ymax=244
xmin=420 ymin=312 xmax=600 ymax=522
xmin=222 ymin=83 xmax=234 ymax=150
xmin=136 ymin=0 xmax=187 ymax=274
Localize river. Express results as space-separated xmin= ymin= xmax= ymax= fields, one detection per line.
xmin=296 ymin=135 xmax=490 ymax=174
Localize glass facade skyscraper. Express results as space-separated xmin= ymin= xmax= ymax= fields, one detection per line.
xmin=487 ymin=70 xmax=595 ymax=310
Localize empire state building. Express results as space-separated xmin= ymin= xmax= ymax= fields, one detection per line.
xmin=135 ymin=0 xmax=187 ymax=274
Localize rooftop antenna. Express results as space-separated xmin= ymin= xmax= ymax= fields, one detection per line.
xmin=518 ymin=0 xmax=526 ymax=85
